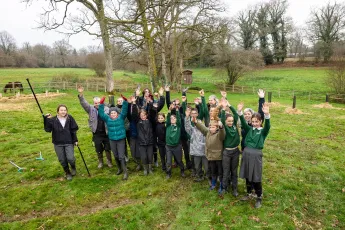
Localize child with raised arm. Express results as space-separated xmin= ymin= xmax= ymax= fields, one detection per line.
xmin=237 ymin=102 xmax=270 ymax=208
xmin=98 ymin=95 xmax=129 ymax=180
xmin=165 ymin=103 xmax=185 ymax=179
xmin=194 ymin=115 xmax=225 ymax=192
xmin=219 ymin=97 xmax=241 ymax=197
xmin=43 ymin=105 xmax=79 ymax=180
xmin=185 ymin=107 xmax=207 ymax=182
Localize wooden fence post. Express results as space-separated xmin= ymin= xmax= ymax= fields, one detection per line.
xmin=63 ymin=81 xmax=66 ymax=90
xmin=232 ymin=85 xmax=235 ymax=92
xmin=241 ymin=86 xmax=244 ymax=93
xmin=293 ymin=96 xmax=296 ymax=109
xmin=326 ymin=94 xmax=329 ymax=103
xmin=268 ymin=92 xmax=272 ymax=102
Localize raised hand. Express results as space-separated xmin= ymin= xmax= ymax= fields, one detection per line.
xmin=185 ymin=107 xmax=191 ymax=117
xmin=181 ymin=96 xmax=187 ymax=102
xmin=220 ymin=97 xmax=228 ymax=109
xmin=237 ymin=102 xmax=244 ymax=112
xmin=192 ymin=116 xmax=197 ymax=123
xmin=199 ymin=89 xmax=204 ymax=97
xmin=169 ymin=103 xmax=175 ymax=111
xmin=194 ymin=98 xmax=199 ymax=105
xmin=262 ymin=102 xmax=270 ymax=115
xmin=154 ymin=92 xmax=159 ymax=99
xmin=77 ymin=85 xmax=84 ymax=94
xmin=159 ymin=87 xmax=164 ymax=96
xmin=165 ymin=84 xmax=170 ymax=92
xmin=218 ymin=120 xmax=223 ymax=128
xmin=182 ymin=87 xmax=189 ymax=93
xmin=100 ymin=96 xmax=106 ymax=104
xmin=135 ymin=88 xmax=141 ymax=97
xmin=220 ymin=91 xmax=227 ymax=98
xmin=45 ymin=113 xmax=52 ymax=118
xmin=258 ymin=89 xmax=265 ymax=98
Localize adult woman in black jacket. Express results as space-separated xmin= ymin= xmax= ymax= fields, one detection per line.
xmin=44 ymin=104 xmax=79 ymax=180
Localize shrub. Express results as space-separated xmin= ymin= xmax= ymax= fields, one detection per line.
xmin=86 ymin=52 xmax=106 ymax=77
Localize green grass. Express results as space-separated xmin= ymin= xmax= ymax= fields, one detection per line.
xmin=1 ymin=86 xmax=345 ymax=229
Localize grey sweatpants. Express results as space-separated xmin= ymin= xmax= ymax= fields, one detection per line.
xmin=110 ymin=139 xmax=126 ymax=160
xmin=222 ymin=147 xmax=240 ymax=189
xmin=54 ymin=144 xmax=75 ymax=168
xmin=139 ymin=145 xmax=153 ymax=165
xmin=166 ymin=144 xmax=184 ymax=174
xmin=193 ymin=155 xmax=208 ymax=178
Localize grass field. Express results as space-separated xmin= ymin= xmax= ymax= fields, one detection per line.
xmin=0 ymin=67 xmax=344 ymax=229
xmin=0 ymin=67 xmax=331 ymax=94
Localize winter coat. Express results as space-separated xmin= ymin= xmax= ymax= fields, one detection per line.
xmin=185 ymin=117 xmax=205 ymax=157
xmin=155 ymin=122 xmax=166 ymax=147
xmin=43 ymin=114 xmax=79 ymax=145
xmin=78 ymin=94 xmax=109 ymax=133
xmin=98 ymin=101 xmax=128 ymax=141
xmin=195 ymin=121 xmax=225 ymax=161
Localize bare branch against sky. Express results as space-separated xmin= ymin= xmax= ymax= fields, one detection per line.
xmin=0 ymin=0 xmax=335 ymax=48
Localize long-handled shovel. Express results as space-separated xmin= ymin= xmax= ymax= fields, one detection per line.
xmin=26 ymin=78 xmax=44 ymax=116
xmin=76 ymin=145 xmax=91 ymax=177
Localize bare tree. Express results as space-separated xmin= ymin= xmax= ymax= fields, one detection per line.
xmin=33 ymin=44 xmax=52 ymax=67
xmin=24 ymin=0 xmax=139 ymax=92
xmin=307 ymin=2 xmax=345 ymax=62
xmin=0 ymin=31 xmax=17 ymax=55
xmin=53 ymin=40 xmax=72 ymax=67
xmin=237 ymin=8 xmax=257 ymax=50
xmin=215 ymin=46 xmax=264 ymax=85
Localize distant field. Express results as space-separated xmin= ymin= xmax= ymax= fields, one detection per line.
xmin=0 ymin=67 xmax=331 ymax=96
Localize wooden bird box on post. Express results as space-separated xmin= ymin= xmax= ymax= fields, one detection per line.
xmin=182 ymin=70 xmax=193 ymax=84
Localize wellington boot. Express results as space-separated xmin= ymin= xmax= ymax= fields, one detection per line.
xmin=121 ymin=159 xmax=128 ymax=180
xmin=115 ymin=158 xmax=122 ymax=175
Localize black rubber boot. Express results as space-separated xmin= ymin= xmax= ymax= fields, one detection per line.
xmin=148 ymin=164 xmax=154 ymax=175
xmin=105 ymin=151 xmax=113 ymax=168
xmin=121 ymin=159 xmax=128 ymax=180
xmin=232 ymin=185 xmax=239 ymax=197
xmin=143 ymin=165 xmax=148 ymax=176
xmin=70 ymin=164 xmax=77 ymax=176
xmin=97 ymin=152 xmax=104 ymax=169
xmin=255 ymin=197 xmax=262 ymax=208
xmin=64 ymin=166 xmax=72 ymax=180
xmin=115 ymin=158 xmax=122 ymax=175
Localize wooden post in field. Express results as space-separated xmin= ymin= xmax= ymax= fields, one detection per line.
xmin=232 ymin=85 xmax=234 ymax=92
xmin=326 ymin=94 xmax=329 ymax=103
xmin=12 ymin=82 xmax=15 ymax=92
xmin=108 ymin=95 xmax=115 ymax=107
xmin=223 ymin=83 xmax=226 ymax=91
xmin=293 ymin=96 xmax=296 ymax=109
xmin=241 ymin=86 xmax=244 ymax=93
xmin=63 ymin=81 xmax=66 ymax=90
xmin=268 ymin=92 xmax=272 ymax=102
xmin=45 ymin=90 xmax=48 ymax=97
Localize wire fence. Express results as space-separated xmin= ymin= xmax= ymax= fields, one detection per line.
xmin=1 ymin=79 xmax=344 ymax=103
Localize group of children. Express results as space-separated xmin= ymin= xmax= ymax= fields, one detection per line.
xmin=43 ymin=86 xmax=270 ymax=208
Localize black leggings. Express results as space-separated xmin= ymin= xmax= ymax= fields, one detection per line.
xmin=246 ymin=179 xmax=262 ymax=197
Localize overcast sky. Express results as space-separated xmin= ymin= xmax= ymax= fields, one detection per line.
xmin=0 ymin=0 xmax=341 ymax=49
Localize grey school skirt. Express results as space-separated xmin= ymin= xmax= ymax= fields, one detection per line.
xmin=239 ymin=147 xmax=263 ymax=183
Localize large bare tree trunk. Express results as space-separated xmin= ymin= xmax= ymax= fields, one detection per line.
xmin=98 ymin=2 xmax=114 ymax=93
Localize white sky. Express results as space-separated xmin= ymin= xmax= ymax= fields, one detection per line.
xmin=0 ymin=0 xmax=343 ymax=49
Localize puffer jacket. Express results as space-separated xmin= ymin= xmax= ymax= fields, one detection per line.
xmin=98 ymin=101 xmax=128 ymax=141
xmin=184 ymin=117 xmax=205 ymax=156
xmin=78 ymin=94 xmax=109 ymax=133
